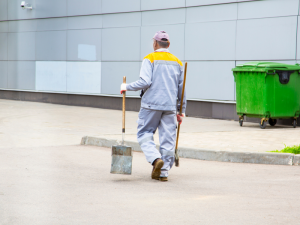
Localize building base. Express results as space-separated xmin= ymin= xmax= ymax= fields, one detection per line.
xmin=0 ymin=90 xmax=298 ymax=126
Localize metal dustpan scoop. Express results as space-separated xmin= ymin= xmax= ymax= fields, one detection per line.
xmin=110 ymin=76 xmax=133 ymax=175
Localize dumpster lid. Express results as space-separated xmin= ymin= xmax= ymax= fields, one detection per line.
xmin=233 ymin=62 xmax=300 ymax=72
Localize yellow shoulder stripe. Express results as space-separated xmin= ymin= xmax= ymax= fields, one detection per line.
xmin=144 ymin=52 xmax=183 ymax=66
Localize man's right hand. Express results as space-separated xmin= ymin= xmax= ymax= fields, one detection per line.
xmin=120 ymin=83 xmax=127 ymax=94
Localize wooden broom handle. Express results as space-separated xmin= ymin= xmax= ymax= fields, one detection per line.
xmin=122 ymin=76 xmax=126 ymax=133
xmin=175 ymin=62 xmax=187 ymax=150
xmin=179 ymin=62 xmax=187 ymax=115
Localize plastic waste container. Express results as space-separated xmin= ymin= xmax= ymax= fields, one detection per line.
xmin=232 ymin=62 xmax=300 ymax=129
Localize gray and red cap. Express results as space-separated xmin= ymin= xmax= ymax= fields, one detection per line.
xmin=153 ymin=31 xmax=170 ymax=42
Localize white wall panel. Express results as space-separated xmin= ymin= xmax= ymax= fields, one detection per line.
xmin=36 ymin=61 xmax=67 ymax=92
xmin=238 ymin=0 xmax=299 ymax=20
xmin=8 ymin=32 xmax=35 ymax=60
xmin=0 ymin=22 xmax=8 ymax=32
xmin=186 ymin=3 xmax=237 ymax=23
xmin=67 ymin=62 xmax=101 ymax=94
xmin=142 ymin=8 xmax=185 ymax=26
xmin=0 ymin=0 xmax=8 ymax=21
xmin=141 ymin=0 xmax=185 ymax=10
xmin=102 ymin=27 xmax=140 ymax=61
xmin=68 ymin=15 xmax=102 ymax=30
xmin=102 ymin=0 xmax=140 ymax=13
xmin=185 ymin=20 xmax=236 ymax=60
xmin=186 ymin=0 xmax=236 ymax=7
xmin=67 ymin=29 xmax=101 ymax=61
xmin=8 ymin=20 xmax=37 ymax=32
xmin=7 ymin=61 xmax=35 ymax=90
xmin=141 ymin=24 xmax=185 ymax=60
xmin=101 ymin=62 xmax=140 ymax=96
xmin=36 ymin=31 xmax=67 ymax=61
xmin=0 ymin=33 xmax=7 ymax=60
xmin=186 ymin=61 xmax=235 ymax=101
xmin=103 ymin=12 xmax=141 ymax=28
xmin=67 ymin=0 xmax=101 ymax=16
xmin=36 ymin=18 xmax=67 ymax=31
xmin=236 ymin=16 xmax=297 ymax=60
xmin=0 ymin=61 xmax=7 ymax=88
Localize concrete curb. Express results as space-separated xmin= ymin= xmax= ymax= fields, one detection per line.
xmin=81 ymin=136 xmax=299 ymax=166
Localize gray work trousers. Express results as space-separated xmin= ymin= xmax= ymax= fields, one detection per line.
xmin=137 ymin=107 xmax=176 ymax=178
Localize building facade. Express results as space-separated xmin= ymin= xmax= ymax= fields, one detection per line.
xmin=0 ymin=0 xmax=299 ymax=121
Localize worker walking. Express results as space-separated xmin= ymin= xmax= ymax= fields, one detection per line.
xmin=120 ymin=31 xmax=186 ymax=182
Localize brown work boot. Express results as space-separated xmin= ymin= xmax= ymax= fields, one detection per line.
xmin=159 ymin=177 xmax=168 ymax=182
xmin=151 ymin=158 xmax=164 ymax=180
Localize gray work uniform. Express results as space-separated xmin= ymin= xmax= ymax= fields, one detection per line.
xmin=126 ymin=48 xmax=187 ymax=177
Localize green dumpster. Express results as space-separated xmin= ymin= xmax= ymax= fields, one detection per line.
xmin=232 ymin=62 xmax=300 ymax=129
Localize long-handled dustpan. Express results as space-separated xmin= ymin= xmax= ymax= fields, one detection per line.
xmin=110 ymin=76 xmax=133 ymax=175
xmin=175 ymin=62 xmax=188 ymax=167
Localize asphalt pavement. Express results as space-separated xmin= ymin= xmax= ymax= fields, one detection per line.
xmin=1 ymin=145 xmax=299 ymax=225
xmin=0 ymin=99 xmax=300 ymax=224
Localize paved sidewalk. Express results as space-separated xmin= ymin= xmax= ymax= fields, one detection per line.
xmin=0 ymin=99 xmax=299 ymax=152
xmin=1 ymin=145 xmax=299 ymax=225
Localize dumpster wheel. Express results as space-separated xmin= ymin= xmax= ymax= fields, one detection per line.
xmin=268 ymin=118 xmax=277 ymax=126
xmin=293 ymin=119 xmax=297 ymax=128
xmin=260 ymin=118 xmax=268 ymax=129
xmin=239 ymin=116 xmax=244 ymax=127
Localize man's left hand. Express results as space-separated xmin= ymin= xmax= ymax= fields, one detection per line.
xmin=177 ymin=113 xmax=185 ymax=125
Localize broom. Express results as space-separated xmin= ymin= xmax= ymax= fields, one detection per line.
xmin=175 ymin=62 xmax=188 ymax=167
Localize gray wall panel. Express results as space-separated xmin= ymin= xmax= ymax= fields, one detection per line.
xmin=0 ymin=61 xmax=8 ymax=88
xmin=141 ymin=0 xmax=185 ymax=10
xmin=297 ymin=16 xmax=300 ymax=60
xmin=0 ymin=0 xmax=8 ymax=21
xmin=34 ymin=0 xmax=67 ymax=18
xmin=185 ymin=20 xmax=236 ymax=60
xmin=8 ymin=0 xmax=67 ymax=20
xmin=67 ymin=29 xmax=101 ymax=61
xmin=8 ymin=32 xmax=35 ymax=60
xmin=67 ymin=0 xmax=101 ymax=16
xmin=102 ymin=27 xmax=140 ymax=61
xmin=9 ymin=20 xmax=37 ymax=32
xmin=7 ymin=61 xmax=35 ymax=90
xmin=186 ymin=61 xmax=235 ymax=101
xmin=36 ymin=18 xmax=67 ymax=31
xmin=0 ymin=21 xmax=8 ymax=32
xmin=142 ymin=8 xmax=185 ymax=26
xmin=68 ymin=15 xmax=102 ymax=30
xmin=186 ymin=0 xmax=236 ymax=7
xmin=237 ymin=60 xmax=297 ymax=65
xmin=36 ymin=31 xmax=67 ymax=61
xmin=186 ymin=3 xmax=237 ymax=23
xmin=236 ymin=16 xmax=297 ymax=60
xmin=103 ymin=12 xmax=141 ymax=28
xmin=0 ymin=33 xmax=7 ymax=60
xmin=141 ymin=24 xmax=185 ymax=60
xmin=101 ymin=62 xmax=140 ymax=96
xmin=238 ymin=0 xmax=299 ymax=20
xmin=102 ymin=0 xmax=140 ymax=13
